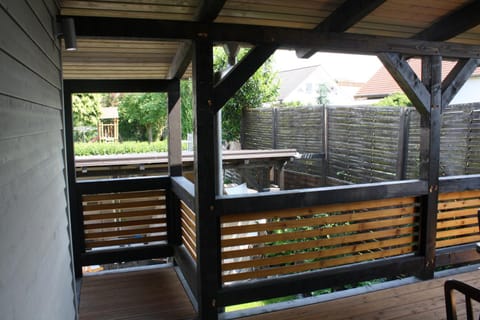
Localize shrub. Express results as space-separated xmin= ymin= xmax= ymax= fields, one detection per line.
xmin=74 ymin=141 xmax=169 ymax=156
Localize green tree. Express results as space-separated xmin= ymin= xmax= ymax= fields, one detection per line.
xmin=375 ymin=92 xmax=412 ymax=107
xmin=214 ymin=47 xmax=279 ymax=142
xmin=181 ymin=80 xmax=194 ymax=139
xmin=72 ymin=93 xmax=102 ymax=142
xmin=118 ymin=93 xmax=167 ymax=143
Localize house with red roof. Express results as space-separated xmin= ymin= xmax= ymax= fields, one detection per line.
xmin=356 ymin=59 xmax=480 ymax=104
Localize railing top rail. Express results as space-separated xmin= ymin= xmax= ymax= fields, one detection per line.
xmin=216 ymin=179 xmax=427 ymax=216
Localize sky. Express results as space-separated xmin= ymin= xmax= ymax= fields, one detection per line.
xmin=272 ymin=49 xmax=382 ymax=83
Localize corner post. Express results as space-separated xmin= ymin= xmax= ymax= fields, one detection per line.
xmin=168 ymin=79 xmax=182 ymax=177
xmin=418 ymin=55 xmax=442 ymax=279
xmin=167 ymin=79 xmax=183 ymax=246
xmin=192 ymin=38 xmax=221 ymax=319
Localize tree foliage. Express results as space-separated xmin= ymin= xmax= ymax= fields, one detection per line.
xmin=181 ymin=80 xmax=194 ymax=139
xmin=72 ymin=93 xmax=102 ymax=141
xmin=375 ymin=92 xmax=412 ymax=107
xmin=118 ymin=93 xmax=167 ymax=143
xmin=72 ymin=93 xmax=102 ymax=127
xmin=214 ymin=47 xmax=279 ymax=141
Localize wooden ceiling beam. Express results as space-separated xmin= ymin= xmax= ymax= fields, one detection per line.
xmin=297 ymin=0 xmax=386 ymax=59
xmin=441 ymin=58 xmax=480 ymax=109
xmin=378 ymin=53 xmax=430 ymax=115
xmin=413 ymin=1 xmax=480 ymax=41
xmin=167 ymin=0 xmax=226 ymax=79
xmin=71 ymin=17 xmax=480 ymax=59
xmin=213 ymin=44 xmax=276 ymax=112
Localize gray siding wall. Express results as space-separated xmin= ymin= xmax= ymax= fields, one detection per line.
xmin=0 ymin=0 xmax=76 ymax=319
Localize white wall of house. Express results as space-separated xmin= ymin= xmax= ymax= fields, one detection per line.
xmin=450 ymin=76 xmax=480 ymax=105
xmin=0 ymin=1 xmax=76 ymax=319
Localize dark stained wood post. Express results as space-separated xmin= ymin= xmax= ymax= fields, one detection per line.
xmin=167 ymin=79 xmax=183 ymax=246
xmin=168 ymin=79 xmax=182 ymax=177
xmin=418 ymin=55 xmax=442 ymax=279
xmin=192 ymin=38 xmax=221 ymax=320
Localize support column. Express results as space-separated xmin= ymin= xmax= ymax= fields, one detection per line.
xmin=418 ymin=55 xmax=442 ymax=279
xmin=167 ymin=79 xmax=183 ymax=247
xmin=192 ymin=38 xmax=221 ymax=320
xmin=168 ymin=79 xmax=182 ymax=177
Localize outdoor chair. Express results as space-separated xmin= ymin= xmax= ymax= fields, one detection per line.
xmin=445 ymin=279 xmax=480 ymax=320
xmin=444 ymin=210 xmax=480 ymax=320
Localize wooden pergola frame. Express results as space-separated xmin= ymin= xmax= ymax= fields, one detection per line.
xmin=61 ymin=3 xmax=480 ymax=318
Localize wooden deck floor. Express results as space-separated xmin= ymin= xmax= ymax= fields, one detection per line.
xmin=239 ymin=267 xmax=480 ymax=320
xmin=78 ymin=265 xmax=480 ymax=320
xmin=79 ymin=266 xmax=196 ymax=320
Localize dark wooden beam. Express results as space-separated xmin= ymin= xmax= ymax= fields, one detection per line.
xmin=71 ymin=17 xmax=480 ymax=59
xmin=378 ymin=53 xmax=430 ymax=115
xmin=217 ymin=255 xmax=424 ymax=307
xmin=63 ymin=79 xmax=174 ymax=93
xmin=213 ymin=44 xmax=276 ymax=112
xmin=168 ymin=41 xmax=193 ymax=80
xmin=417 ymin=55 xmax=442 ymax=280
xmin=167 ymin=0 xmax=226 ymax=79
xmin=174 ymin=245 xmax=198 ymax=300
xmin=414 ymin=1 xmax=480 ymax=41
xmin=192 ymin=38 xmax=221 ymax=320
xmin=297 ymin=0 xmax=386 ymax=58
xmin=439 ymin=174 xmax=480 ymax=193
xmin=436 ymin=243 xmax=480 ymax=268
xmin=76 ymin=176 xmax=170 ymax=194
xmin=168 ymin=79 xmax=182 ymax=176
xmin=81 ymin=244 xmax=173 ymax=266
xmin=216 ymin=180 xmax=427 ymax=216
xmin=171 ymin=176 xmax=195 ymax=210
xmin=442 ymin=58 xmax=479 ymax=109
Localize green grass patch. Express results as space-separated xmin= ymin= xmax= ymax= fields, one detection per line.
xmin=74 ymin=141 xmax=176 ymax=156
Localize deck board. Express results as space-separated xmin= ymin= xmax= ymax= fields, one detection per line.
xmin=79 ymin=267 xmax=196 ymax=320
xmin=78 ymin=266 xmax=480 ymax=319
xmin=240 ymin=268 xmax=480 ymax=320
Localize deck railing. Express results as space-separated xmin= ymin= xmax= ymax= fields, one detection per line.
xmin=72 ymin=176 xmax=172 ymax=268
xmin=70 ymin=169 xmax=480 ymax=311
xmin=221 ymin=196 xmax=420 ymax=283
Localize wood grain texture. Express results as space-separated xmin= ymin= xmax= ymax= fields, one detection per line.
xmin=79 ymin=267 xmax=196 ymax=320
xmin=241 ymin=267 xmax=480 ymax=320
xmin=221 ymin=196 xmax=419 ymax=283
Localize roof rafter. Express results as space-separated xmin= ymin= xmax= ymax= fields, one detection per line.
xmin=413 ymin=1 xmax=480 ymax=41
xmin=167 ymin=0 xmax=226 ymax=79
xmin=296 ymin=0 xmax=386 ymax=58
xmin=213 ymin=44 xmax=277 ymax=112
xmin=71 ymin=17 xmax=480 ymax=59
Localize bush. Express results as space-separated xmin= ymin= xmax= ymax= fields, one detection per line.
xmin=74 ymin=141 xmax=169 ymax=156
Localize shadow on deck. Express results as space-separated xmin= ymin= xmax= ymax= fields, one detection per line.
xmin=78 ymin=264 xmax=480 ymax=320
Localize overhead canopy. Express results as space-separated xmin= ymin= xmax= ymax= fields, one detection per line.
xmin=60 ymin=0 xmax=480 ymax=80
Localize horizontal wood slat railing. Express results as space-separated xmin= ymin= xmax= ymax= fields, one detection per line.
xmin=180 ymin=200 xmax=197 ymax=261
xmin=436 ymin=189 xmax=480 ymax=248
xmin=220 ymin=196 xmax=420 ymax=283
xmin=82 ymin=189 xmax=167 ymax=249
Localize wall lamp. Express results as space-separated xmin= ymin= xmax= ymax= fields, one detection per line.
xmin=56 ymin=17 xmax=77 ymax=51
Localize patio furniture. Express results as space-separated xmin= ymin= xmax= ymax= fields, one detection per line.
xmin=445 ymin=279 xmax=480 ymax=320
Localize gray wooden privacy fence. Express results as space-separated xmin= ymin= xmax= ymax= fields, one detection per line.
xmin=241 ymin=103 xmax=480 ymax=188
